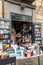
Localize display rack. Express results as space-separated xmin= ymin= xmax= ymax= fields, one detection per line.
xmin=34 ymin=23 xmax=42 ymax=44
xmin=0 ymin=18 xmax=10 ymax=45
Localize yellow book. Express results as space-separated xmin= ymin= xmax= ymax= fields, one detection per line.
xmin=5 ymin=43 xmax=9 ymax=48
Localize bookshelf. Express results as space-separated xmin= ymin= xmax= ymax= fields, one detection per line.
xmin=34 ymin=23 xmax=42 ymax=44
xmin=0 ymin=18 xmax=10 ymax=44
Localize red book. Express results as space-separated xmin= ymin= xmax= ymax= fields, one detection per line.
xmin=24 ymin=53 xmax=28 ymax=57
xmin=30 ymin=51 xmax=34 ymax=56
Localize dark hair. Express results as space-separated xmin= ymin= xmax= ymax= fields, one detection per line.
xmin=17 ymin=42 xmax=20 ymax=46
xmin=39 ymin=44 xmax=42 ymax=45
xmin=40 ymin=46 xmax=43 ymax=51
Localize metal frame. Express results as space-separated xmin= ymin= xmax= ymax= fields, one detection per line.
xmin=2 ymin=0 xmax=4 ymax=18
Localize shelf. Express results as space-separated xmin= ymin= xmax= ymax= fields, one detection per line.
xmin=35 ymin=37 xmax=41 ymax=40
xmin=0 ymin=28 xmax=10 ymax=30
xmin=0 ymin=34 xmax=10 ymax=35
xmin=0 ymin=18 xmax=10 ymax=44
xmin=35 ymin=39 xmax=41 ymax=41
xmin=35 ymin=36 xmax=41 ymax=37
xmin=0 ymin=38 xmax=10 ymax=40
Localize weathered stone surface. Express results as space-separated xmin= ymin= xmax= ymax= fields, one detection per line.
xmin=16 ymin=55 xmax=43 ymax=65
xmin=16 ymin=57 xmax=38 ymax=65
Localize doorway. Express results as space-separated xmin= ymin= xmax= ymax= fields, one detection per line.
xmin=11 ymin=20 xmax=33 ymax=44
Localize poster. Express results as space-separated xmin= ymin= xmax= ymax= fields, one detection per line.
xmin=15 ymin=47 xmax=23 ymax=58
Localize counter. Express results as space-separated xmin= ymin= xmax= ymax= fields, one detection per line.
xmin=16 ymin=55 xmax=43 ymax=65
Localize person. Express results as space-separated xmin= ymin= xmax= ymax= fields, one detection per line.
xmin=33 ymin=46 xmax=38 ymax=56
xmin=39 ymin=44 xmax=43 ymax=54
xmin=11 ymin=28 xmax=16 ymax=44
xmin=24 ymin=35 xmax=31 ymax=47
xmin=16 ymin=33 xmax=22 ymax=46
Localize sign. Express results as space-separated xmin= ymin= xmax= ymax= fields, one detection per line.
xmin=15 ymin=47 xmax=23 ymax=58
xmin=11 ymin=13 xmax=32 ymax=22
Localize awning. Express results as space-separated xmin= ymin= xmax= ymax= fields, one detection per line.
xmin=24 ymin=0 xmax=35 ymax=3
xmin=5 ymin=0 xmax=35 ymax=5
xmin=21 ymin=0 xmax=35 ymax=4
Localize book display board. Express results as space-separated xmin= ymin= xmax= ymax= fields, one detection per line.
xmin=0 ymin=18 xmax=10 ymax=49
xmin=34 ymin=23 xmax=42 ymax=44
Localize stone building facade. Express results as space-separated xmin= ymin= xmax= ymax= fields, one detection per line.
xmin=0 ymin=0 xmax=43 ymax=44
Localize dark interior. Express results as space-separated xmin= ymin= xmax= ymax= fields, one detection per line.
xmin=11 ymin=21 xmax=32 ymax=34
xmin=11 ymin=20 xmax=35 ymax=43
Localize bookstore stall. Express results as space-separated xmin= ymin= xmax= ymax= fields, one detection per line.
xmin=0 ymin=17 xmax=42 ymax=61
xmin=0 ymin=18 xmax=16 ymax=64
xmin=10 ymin=13 xmax=42 ymax=59
xmin=3 ymin=1 xmax=42 ymax=60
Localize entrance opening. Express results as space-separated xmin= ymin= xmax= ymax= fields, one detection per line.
xmin=11 ymin=20 xmax=35 ymax=44
xmin=11 ymin=21 xmax=32 ymax=34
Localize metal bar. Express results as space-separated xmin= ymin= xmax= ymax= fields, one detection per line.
xmin=2 ymin=0 xmax=4 ymax=18
xmin=38 ymin=56 xmax=40 ymax=65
